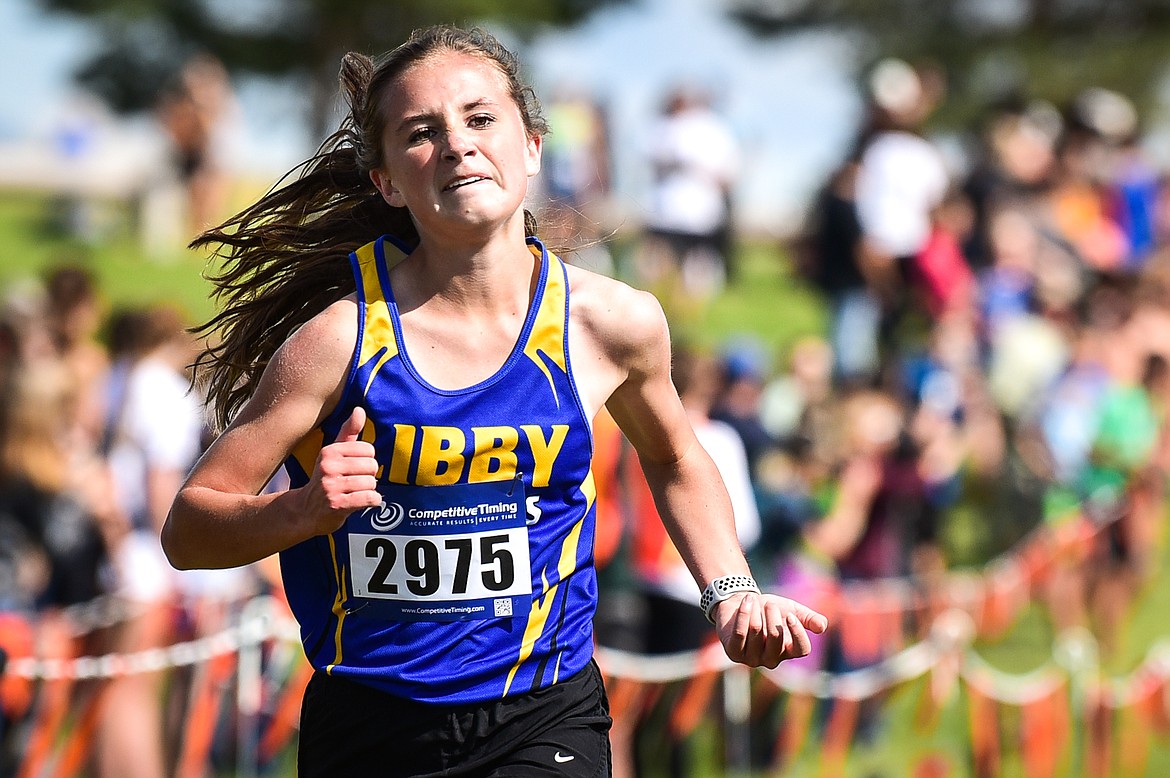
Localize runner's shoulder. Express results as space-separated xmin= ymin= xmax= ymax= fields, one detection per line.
xmin=564 ymin=264 xmax=668 ymax=364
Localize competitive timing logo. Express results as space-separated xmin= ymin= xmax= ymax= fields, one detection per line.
xmin=367 ymin=500 xmax=405 ymax=531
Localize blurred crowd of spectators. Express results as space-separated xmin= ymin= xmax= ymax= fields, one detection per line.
xmin=776 ymin=58 xmax=1170 ymax=632
xmin=577 ymin=62 xmax=1170 ymax=774
xmin=0 ymin=265 xmax=263 ymax=776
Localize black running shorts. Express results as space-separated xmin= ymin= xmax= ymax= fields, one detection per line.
xmin=297 ymin=659 xmax=612 ymax=777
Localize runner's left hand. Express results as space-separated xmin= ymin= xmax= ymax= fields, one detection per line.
xmin=713 ymin=593 xmax=828 ymax=669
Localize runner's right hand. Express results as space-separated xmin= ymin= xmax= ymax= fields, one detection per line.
xmin=303 ymin=406 xmax=381 ymax=534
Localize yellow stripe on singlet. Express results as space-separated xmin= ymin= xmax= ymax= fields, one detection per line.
xmin=354 ymin=240 xmax=399 ymax=396
xmin=552 ymin=470 xmax=596 ymax=685
xmin=325 ymin=533 xmax=349 ymax=673
xmin=580 ymin=469 xmax=597 ymax=512
xmin=290 ymin=428 xmax=324 ymax=478
xmin=502 ymin=516 xmax=584 ymax=695
xmin=523 ymin=248 xmax=568 ymax=406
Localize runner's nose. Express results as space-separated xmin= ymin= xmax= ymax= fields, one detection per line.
xmin=442 ymin=128 xmax=475 ymax=161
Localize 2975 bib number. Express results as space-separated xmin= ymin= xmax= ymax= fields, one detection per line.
xmin=349 ymin=529 xmax=531 ymax=603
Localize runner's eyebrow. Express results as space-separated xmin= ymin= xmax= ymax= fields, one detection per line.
xmin=397 ymin=100 xmax=498 ymax=132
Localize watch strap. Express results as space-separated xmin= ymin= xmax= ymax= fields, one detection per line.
xmin=700 ymin=575 xmax=760 ymax=624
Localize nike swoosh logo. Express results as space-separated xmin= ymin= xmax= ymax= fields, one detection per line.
xmin=554 ymin=752 xmax=575 ymax=763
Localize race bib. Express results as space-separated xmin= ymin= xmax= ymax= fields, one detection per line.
xmin=346 ymin=479 xmax=532 ymax=622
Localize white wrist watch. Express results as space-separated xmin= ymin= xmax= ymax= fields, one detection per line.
xmin=700 ymin=575 xmax=760 ymax=624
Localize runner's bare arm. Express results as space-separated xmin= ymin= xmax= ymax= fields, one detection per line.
xmin=597 ymin=287 xmax=751 ymax=587
xmin=161 ymin=297 xmax=382 ymax=570
xmin=582 ymin=278 xmax=827 ymax=668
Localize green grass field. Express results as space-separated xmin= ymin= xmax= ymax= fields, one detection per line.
xmin=6 ymin=190 xmax=1170 ymax=776
xmin=0 ymin=193 xmax=217 ymax=323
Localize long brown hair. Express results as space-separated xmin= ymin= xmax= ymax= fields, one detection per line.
xmin=192 ymin=26 xmax=548 ymax=431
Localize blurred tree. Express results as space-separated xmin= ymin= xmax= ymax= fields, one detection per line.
xmin=37 ymin=0 xmax=624 ymax=140
xmin=728 ymin=0 xmax=1170 ymax=131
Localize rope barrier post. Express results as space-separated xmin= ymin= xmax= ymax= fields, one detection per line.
xmin=18 ymin=616 xmax=76 ymax=778
xmin=236 ymin=596 xmax=272 ymax=778
xmin=722 ymin=664 xmax=751 ymax=776
xmin=1053 ymin=625 xmax=1098 ymax=777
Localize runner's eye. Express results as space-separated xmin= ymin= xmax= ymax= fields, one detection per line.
xmin=408 ymin=127 xmax=436 ymax=144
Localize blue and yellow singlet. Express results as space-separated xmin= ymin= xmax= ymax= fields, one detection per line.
xmin=279 ymin=236 xmax=599 ymax=705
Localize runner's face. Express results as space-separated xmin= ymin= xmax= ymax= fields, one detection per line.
xmin=370 ymin=51 xmax=542 ymax=238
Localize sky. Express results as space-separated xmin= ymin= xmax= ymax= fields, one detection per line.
xmin=527 ymin=0 xmax=862 ymax=231
xmin=0 ymin=0 xmax=864 ymax=234
xmin=0 ymin=0 xmax=97 ymax=140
